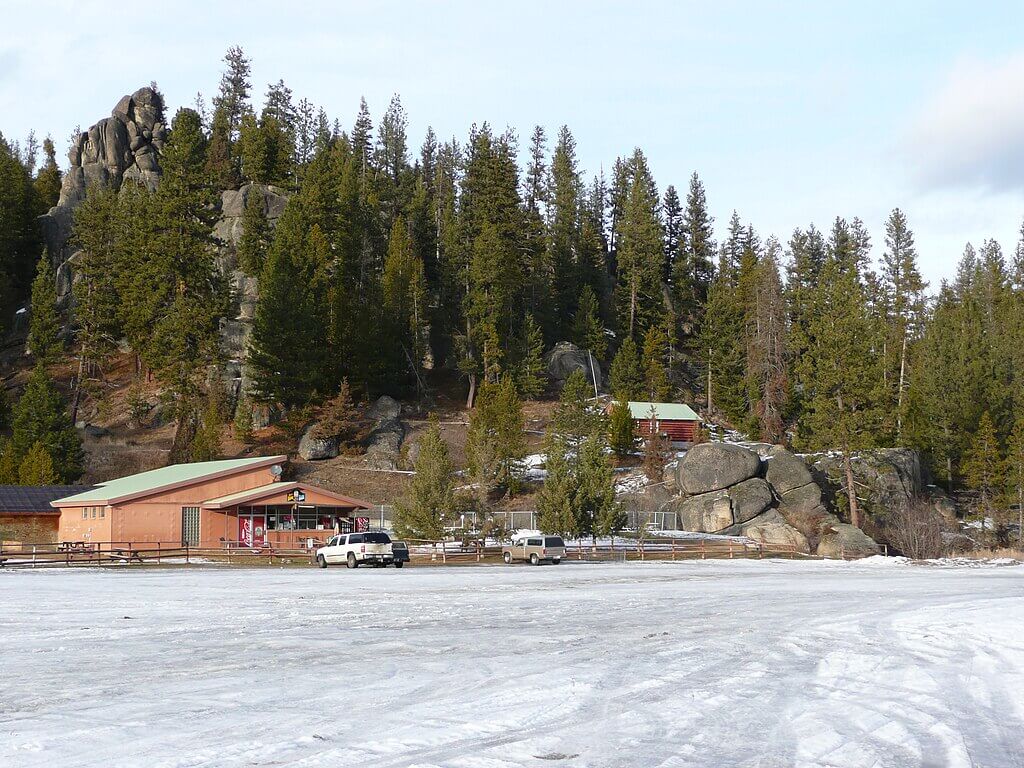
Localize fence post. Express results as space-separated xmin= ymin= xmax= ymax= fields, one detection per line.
xmin=186 ymin=543 xmax=190 ymax=565
xmin=700 ymin=540 xmax=706 ymax=560
xmin=728 ymin=542 xmax=733 ymax=559
xmin=672 ymin=540 xmax=676 ymax=561
xmin=442 ymin=545 xmax=447 ymax=565
xmin=758 ymin=543 xmax=763 ymax=559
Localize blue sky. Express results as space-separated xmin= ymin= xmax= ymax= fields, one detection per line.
xmin=4 ymin=1 xmax=1024 ymax=285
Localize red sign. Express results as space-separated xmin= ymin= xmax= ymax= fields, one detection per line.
xmin=238 ymin=516 xmax=267 ymax=547
xmin=355 ymin=517 xmax=369 ymax=532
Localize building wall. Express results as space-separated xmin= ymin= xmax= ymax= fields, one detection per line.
xmin=635 ymin=418 xmax=699 ymax=443
xmin=58 ymin=507 xmax=112 ymax=542
xmin=58 ymin=465 xmax=284 ymax=544
xmin=0 ymin=514 xmax=60 ymax=543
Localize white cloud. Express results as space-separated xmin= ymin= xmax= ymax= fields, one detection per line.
xmin=907 ymin=53 xmax=1024 ymax=192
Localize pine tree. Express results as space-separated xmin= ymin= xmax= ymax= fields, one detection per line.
xmin=249 ymin=212 xmax=331 ymax=408
xmin=382 ymin=216 xmax=428 ymax=371
xmin=574 ymin=430 xmax=619 ymax=543
xmin=801 ymin=251 xmax=879 ymax=527
xmin=206 ymin=105 xmax=239 ymax=189
xmin=10 ymin=365 xmax=82 ymax=482
xmin=614 ymin=150 xmax=664 ymax=337
xmin=393 ymin=417 xmax=456 ymax=540
xmin=515 ymin=313 xmax=546 ymax=400
xmin=70 ymin=186 xmax=123 ymax=374
xmin=190 ymin=395 xmax=223 ymax=462
xmin=962 ymin=411 xmax=1004 ymax=533
xmin=642 ymin=323 xmax=671 ymax=401
xmin=551 ymin=369 xmax=604 ymax=445
xmin=536 ymin=438 xmax=577 ymax=537
xmin=27 ymin=251 xmax=61 ymax=364
xmin=547 ymin=126 xmax=582 ymax=337
xmin=33 ymin=137 xmax=61 ymax=209
xmin=0 ymin=438 xmax=18 ymax=484
xmin=212 ymin=46 xmax=252 ymax=139
xmin=608 ymin=399 xmax=636 ymax=457
xmin=1006 ymin=412 xmax=1024 ymax=546
xmin=18 ymin=441 xmax=57 ymax=485
xmin=609 ymin=336 xmax=644 ymax=400
xmin=748 ymin=240 xmax=788 ymax=443
xmin=237 ymin=189 xmax=270 ymax=274
xmin=881 ymin=208 xmax=926 ymax=442
xmin=572 ymin=285 xmax=606 ymax=362
xmin=642 ymin=406 xmax=671 ymax=481
xmin=466 ymin=376 xmax=526 ymax=496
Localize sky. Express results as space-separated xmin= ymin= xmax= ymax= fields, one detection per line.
xmin=3 ymin=0 xmax=1024 ymax=286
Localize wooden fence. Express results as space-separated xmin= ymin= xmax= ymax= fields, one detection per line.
xmin=0 ymin=536 xmax=816 ymax=568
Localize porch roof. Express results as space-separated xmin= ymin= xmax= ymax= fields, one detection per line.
xmin=201 ymin=481 xmax=374 ymax=511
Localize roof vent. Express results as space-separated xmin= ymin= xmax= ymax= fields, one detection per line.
xmin=270 ymin=464 xmax=284 ymax=481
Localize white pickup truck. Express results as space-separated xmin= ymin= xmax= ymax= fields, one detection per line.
xmin=315 ymin=532 xmax=401 ymax=568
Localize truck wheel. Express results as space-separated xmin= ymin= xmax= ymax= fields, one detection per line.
xmin=503 ymin=551 xmax=513 ymax=564
xmin=553 ymin=558 xmax=561 ymax=565
xmin=347 ymin=553 xmax=358 ymax=569
xmin=530 ymin=553 xmax=540 ymax=566
xmin=394 ymin=560 xmax=404 ymax=568
xmin=316 ymin=554 xmax=328 ymax=569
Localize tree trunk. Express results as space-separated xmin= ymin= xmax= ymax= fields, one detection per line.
xmin=844 ymin=449 xmax=860 ymax=528
xmin=466 ymin=373 xmax=476 ymax=409
xmin=896 ymin=333 xmax=908 ymax=443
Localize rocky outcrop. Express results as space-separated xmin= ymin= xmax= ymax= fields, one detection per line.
xmin=804 ymin=447 xmax=945 ymax=547
xmin=662 ymin=441 xmax=883 ymax=558
xmin=213 ymin=184 xmax=289 ymax=425
xmin=298 ymin=424 xmax=340 ymax=461
xmin=739 ymin=509 xmax=811 ymax=552
xmin=816 ymin=523 xmax=881 ymax=559
xmin=40 ymin=88 xmax=168 ymax=308
xmin=676 ymin=442 xmax=760 ymax=494
xmin=544 ymin=342 xmax=602 ymax=390
xmin=364 ymin=396 xmax=405 ymax=470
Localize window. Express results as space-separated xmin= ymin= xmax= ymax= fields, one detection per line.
xmin=90 ymin=507 xmax=97 ymax=519
xmin=82 ymin=509 xmax=87 ymax=519
xmin=544 ymin=537 xmax=565 ymax=548
xmin=348 ymin=534 xmax=364 ymax=545
xmin=364 ymin=533 xmax=391 ymax=544
xmin=99 ymin=507 xmax=105 ymax=519
xmin=181 ymin=507 xmax=200 ymax=546
xmin=527 ymin=538 xmax=543 ymax=546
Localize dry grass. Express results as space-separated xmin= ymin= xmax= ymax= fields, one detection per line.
xmin=959 ymin=547 xmax=1024 ymax=561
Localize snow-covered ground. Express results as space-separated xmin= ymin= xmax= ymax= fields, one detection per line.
xmin=2 ymin=560 xmax=1023 ymax=768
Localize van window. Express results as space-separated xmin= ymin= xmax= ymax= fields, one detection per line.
xmin=527 ymin=538 xmax=543 ymax=546
xmin=364 ymin=532 xmax=391 ymax=544
xmin=348 ymin=533 xmax=364 ymax=544
xmin=544 ymin=537 xmax=564 ymax=548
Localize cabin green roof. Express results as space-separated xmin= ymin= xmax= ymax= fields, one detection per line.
xmin=625 ymin=401 xmax=702 ymax=422
xmin=51 ymin=456 xmax=287 ymax=506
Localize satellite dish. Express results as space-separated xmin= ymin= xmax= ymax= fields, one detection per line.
xmin=270 ymin=464 xmax=284 ymax=478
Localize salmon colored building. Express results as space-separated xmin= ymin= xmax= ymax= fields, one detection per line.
xmin=51 ymin=456 xmax=374 ymax=549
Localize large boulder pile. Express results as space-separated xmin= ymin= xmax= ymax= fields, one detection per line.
xmin=661 ymin=442 xmax=881 ymax=558
xmin=544 ymin=342 xmax=602 ymax=390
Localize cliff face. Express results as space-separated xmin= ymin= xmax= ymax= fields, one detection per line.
xmin=33 ymin=87 xmax=291 ymax=426
xmin=39 ymin=87 xmax=167 ymax=308
xmin=212 ymin=184 xmax=288 ymax=422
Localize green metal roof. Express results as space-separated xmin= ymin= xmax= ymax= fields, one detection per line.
xmin=625 ymin=401 xmax=702 ymax=422
xmin=51 ymin=456 xmax=287 ymax=506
